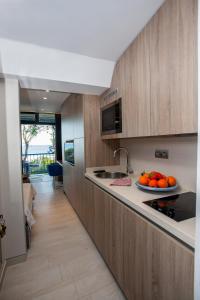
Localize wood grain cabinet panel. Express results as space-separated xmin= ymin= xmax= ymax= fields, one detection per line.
xmin=81 ymin=179 xmax=95 ymax=239
xmin=122 ymin=205 xmax=194 ymax=300
xmin=106 ymin=194 xmax=124 ymax=285
xmin=122 ymin=206 xmax=153 ymax=300
xmin=61 ymin=97 xmax=75 ymax=140
xmin=83 ymin=95 xmax=119 ymax=167
xmin=93 ymin=185 xmax=124 ymax=285
xmin=93 ymin=185 xmax=110 ymax=261
xmin=83 ymin=181 xmax=194 ymax=300
xmin=122 ymin=26 xmax=151 ymax=138
xmin=73 ymin=94 xmax=84 ymax=139
xmin=101 ymin=27 xmax=151 ymax=139
xmin=101 ymin=0 xmax=197 ymax=139
xmin=72 ymin=138 xmax=85 ymax=214
xmin=61 ymin=94 xmax=119 ymax=213
xmin=150 ymin=224 xmax=194 ymax=300
xmin=149 ymin=0 xmax=197 ymax=135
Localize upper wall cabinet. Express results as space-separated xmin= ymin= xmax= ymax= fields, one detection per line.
xmin=149 ymin=0 xmax=197 ymax=135
xmin=101 ymin=0 xmax=197 ymax=139
xmin=61 ymin=94 xmax=84 ymax=140
xmin=61 ymin=94 xmax=119 ymax=168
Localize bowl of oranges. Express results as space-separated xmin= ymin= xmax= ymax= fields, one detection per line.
xmin=136 ymin=171 xmax=177 ymax=192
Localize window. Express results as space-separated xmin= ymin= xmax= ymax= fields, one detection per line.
xmin=39 ymin=114 xmax=55 ymax=124
xmin=20 ymin=113 xmax=55 ymax=125
xmin=20 ymin=113 xmax=36 ymax=124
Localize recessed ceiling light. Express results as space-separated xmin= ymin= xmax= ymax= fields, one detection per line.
xmin=41 ymin=108 xmax=45 ymax=111
xmin=42 ymin=97 xmax=47 ymax=100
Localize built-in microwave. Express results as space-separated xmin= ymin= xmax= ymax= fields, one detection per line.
xmin=101 ymin=98 xmax=122 ymax=135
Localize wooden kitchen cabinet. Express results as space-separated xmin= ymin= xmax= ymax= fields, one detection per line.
xmin=123 ymin=205 xmax=194 ymax=300
xmin=150 ymin=223 xmax=194 ymax=300
xmin=93 ymin=185 xmax=110 ymax=261
xmin=101 ymin=0 xmax=197 ymax=139
xmin=61 ymin=94 xmax=119 ymax=214
xmin=72 ymin=138 xmax=85 ymax=214
xmin=121 ymin=26 xmax=151 ymax=138
xmin=73 ymin=94 xmax=84 ymax=139
xmin=61 ymin=94 xmax=84 ymax=140
xmin=106 ymin=191 xmax=124 ymax=285
xmin=122 ymin=206 xmax=153 ymax=300
xmin=85 ymin=180 xmax=194 ymax=300
xmin=93 ymin=184 xmax=124 ymax=285
xmin=81 ymin=179 xmax=95 ymax=239
xmin=149 ymin=0 xmax=197 ymax=135
xmin=61 ymin=97 xmax=75 ymax=140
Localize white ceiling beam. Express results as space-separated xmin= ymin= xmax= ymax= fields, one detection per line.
xmin=0 ymin=38 xmax=115 ymax=95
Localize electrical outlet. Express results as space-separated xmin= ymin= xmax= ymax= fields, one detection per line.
xmin=155 ymin=150 xmax=169 ymax=159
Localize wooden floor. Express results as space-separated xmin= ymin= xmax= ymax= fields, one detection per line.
xmin=0 ymin=177 xmax=125 ymax=300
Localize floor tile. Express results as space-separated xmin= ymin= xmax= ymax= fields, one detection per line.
xmin=0 ymin=177 xmax=125 ymax=300
xmin=90 ymin=281 xmax=125 ymax=300
xmin=33 ymin=282 xmax=79 ymax=300
xmin=75 ymin=268 xmax=114 ymax=297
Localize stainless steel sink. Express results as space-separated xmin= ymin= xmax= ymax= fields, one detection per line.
xmin=95 ymin=171 xmax=127 ymax=179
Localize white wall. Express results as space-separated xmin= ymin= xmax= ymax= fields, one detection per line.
xmin=120 ymin=135 xmax=197 ymax=192
xmin=0 ymin=79 xmax=26 ymax=260
xmin=0 ymin=80 xmax=8 ymax=264
xmin=0 ymin=38 xmax=115 ymax=95
xmin=195 ymin=0 xmax=200 ymax=298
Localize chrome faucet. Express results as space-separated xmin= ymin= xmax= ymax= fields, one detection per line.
xmin=113 ymin=147 xmax=133 ymax=175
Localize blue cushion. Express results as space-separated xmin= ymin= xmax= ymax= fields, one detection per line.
xmin=47 ymin=163 xmax=63 ymax=177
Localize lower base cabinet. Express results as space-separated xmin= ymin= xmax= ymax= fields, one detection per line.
xmin=82 ymin=179 xmax=194 ymax=300
xmin=123 ymin=206 xmax=194 ymax=300
xmin=93 ymin=185 xmax=124 ymax=285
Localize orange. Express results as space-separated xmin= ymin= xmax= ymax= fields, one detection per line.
xmin=167 ymin=176 xmax=176 ymax=187
xmin=157 ymin=179 xmax=168 ymax=188
xmin=139 ymin=175 xmax=149 ymax=186
xmin=148 ymin=179 xmax=158 ymax=188
xmin=143 ymin=173 xmax=150 ymax=178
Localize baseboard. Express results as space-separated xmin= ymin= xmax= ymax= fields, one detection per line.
xmin=0 ymin=253 xmax=27 ymax=290
xmin=6 ymin=253 xmax=27 ymax=267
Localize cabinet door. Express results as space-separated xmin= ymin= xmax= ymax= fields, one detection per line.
xmin=107 ymin=194 xmax=124 ymax=285
xmin=149 ymin=0 xmax=197 ymax=135
xmin=123 ymin=205 xmax=194 ymax=300
xmin=74 ymin=95 xmax=84 ymax=139
xmin=101 ymin=26 xmax=151 ymax=139
xmin=62 ymin=162 xmax=75 ymax=206
xmin=82 ymin=179 xmax=95 ymax=239
xmin=61 ymin=97 xmax=75 ymax=140
xmin=124 ymin=27 xmax=151 ymax=138
xmin=93 ymin=185 xmax=110 ymax=261
xmin=93 ymin=185 xmax=124 ymax=285
xmin=123 ymin=206 xmax=153 ymax=300
xmin=150 ymin=224 xmax=194 ymax=300
xmin=102 ymin=0 xmax=197 ymax=139
xmin=61 ymin=94 xmax=84 ymax=142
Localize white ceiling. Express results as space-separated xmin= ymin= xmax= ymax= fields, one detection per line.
xmin=0 ymin=0 xmax=164 ymax=61
xmin=20 ymin=88 xmax=70 ymax=113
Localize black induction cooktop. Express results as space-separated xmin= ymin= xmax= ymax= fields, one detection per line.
xmin=143 ymin=192 xmax=196 ymax=222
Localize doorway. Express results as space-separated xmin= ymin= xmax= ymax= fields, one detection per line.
xmin=21 ymin=124 xmax=56 ymax=177
xmin=20 ymin=112 xmax=62 ymax=180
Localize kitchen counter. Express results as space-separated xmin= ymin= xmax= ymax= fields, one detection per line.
xmin=85 ymin=166 xmax=196 ymax=249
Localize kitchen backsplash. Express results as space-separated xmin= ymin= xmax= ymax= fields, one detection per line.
xmin=120 ymin=135 xmax=197 ymax=192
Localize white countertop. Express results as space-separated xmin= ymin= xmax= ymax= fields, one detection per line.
xmin=85 ymin=166 xmax=196 ymax=249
